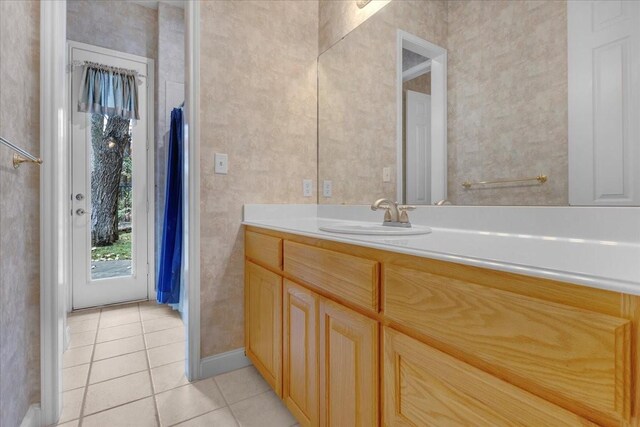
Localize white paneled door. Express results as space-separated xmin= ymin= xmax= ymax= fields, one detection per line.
xmin=70 ymin=42 xmax=153 ymax=309
xmin=568 ymin=0 xmax=640 ymax=205
xmin=406 ymin=90 xmax=432 ymax=204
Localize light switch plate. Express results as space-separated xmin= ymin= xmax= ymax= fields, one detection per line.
xmin=323 ymin=180 xmax=332 ymax=197
xmin=303 ymin=179 xmax=313 ymax=197
xmin=214 ymin=153 xmax=228 ymax=174
xmin=383 ymin=167 xmax=391 ymax=182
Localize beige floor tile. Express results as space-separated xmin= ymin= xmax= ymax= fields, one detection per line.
xmin=140 ymin=307 xmax=181 ymax=322
xmin=155 ymin=378 xmax=226 ymax=426
xmin=102 ymin=303 xmax=139 ymax=313
xmin=63 ymin=364 xmax=90 ymax=391
xmin=69 ymin=330 xmax=96 ymax=349
xmin=96 ymin=322 xmax=143 ymax=343
xmin=82 ymin=397 xmax=158 ymax=427
xmin=214 ymin=366 xmax=270 ymax=405
xmin=57 ymin=388 xmax=84 ymax=423
xmin=175 ymin=407 xmax=238 ymax=427
xmin=139 ymin=300 xmax=165 ymax=311
xmin=84 ymin=371 xmax=153 ymax=415
xmin=143 ymin=316 xmax=183 ymax=334
xmin=89 ymin=350 xmax=148 ymax=384
xmin=67 ymin=309 xmax=100 ymax=323
xmin=93 ymin=335 xmax=145 ymax=361
xmin=55 ymin=420 xmax=79 ymax=427
xmin=147 ymin=341 xmax=185 ymax=368
xmin=145 ymin=326 xmax=185 ymax=349
xmin=68 ymin=318 xmax=99 ymax=334
xmin=63 ymin=345 xmax=93 ymax=368
xmin=99 ymin=311 xmax=141 ymax=328
xmin=150 ymin=360 xmax=189 ymax=393
xmin=230 ymin=391 xmax=296 ymax=427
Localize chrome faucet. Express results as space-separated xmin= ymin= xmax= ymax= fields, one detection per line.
xmin=371 ymin=199 xmax=415 ymax=227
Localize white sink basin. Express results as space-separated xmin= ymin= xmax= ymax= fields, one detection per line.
xmin=319 ymin=223 xmax=432 ymax=236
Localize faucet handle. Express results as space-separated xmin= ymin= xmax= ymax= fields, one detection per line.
xmin=398 ymin=205 xmax=415 ymax=224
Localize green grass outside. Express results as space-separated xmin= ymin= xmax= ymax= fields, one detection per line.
xmin=92 ymin=232 xmax=132 ymax=261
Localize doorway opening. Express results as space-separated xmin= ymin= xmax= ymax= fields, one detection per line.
xmin=41 ymin=2 xmax=201 ymax=424
xmin=68 ymin=42 xmax=155 ymax=309
xmin=396 ymin=30 xmax=447 ymax=205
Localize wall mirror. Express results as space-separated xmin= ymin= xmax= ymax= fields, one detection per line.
xmin=317 ymin=0 xmax=640 ymax=206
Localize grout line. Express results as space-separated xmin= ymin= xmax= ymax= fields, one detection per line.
xmin=165 ymin=406 xmax=238 ymax=427
xmin=86 ymin=367 xmax=149 ymax=387
xmin=92 ymin=347 xmax=147 ymax=363
xmin=145 ymin=336 xmax=186 ymax=351
xmin=78 ymin=395 xmax=155 ymax=422
xmin=140 ymin=303 xmax=164 ymax=427
xmin=76 ymin=307 xmax=102 ymax=427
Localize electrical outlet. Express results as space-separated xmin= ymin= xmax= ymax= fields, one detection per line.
xmin=214 ymin=153 xmax=228 ymax=174
xmin=383 ymin=167 xmax=391 ymax=182
xmin=323 ymin=180 xmax=332 ymax=197
xmin=303 ymin=179 xmax=313 ymax=197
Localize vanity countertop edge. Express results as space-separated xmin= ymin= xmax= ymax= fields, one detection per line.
xmin=242 ymin=213 xmax=640 ymax=297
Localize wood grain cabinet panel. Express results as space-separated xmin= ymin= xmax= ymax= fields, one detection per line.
xmin=244 ymin=261 xmax=282 ymax=396
xmin=319 ymin=298 xmax=378 ymax=427
xmin=284 ymin=241 xmax=379 ymax=312
xmin=245 ymin=230 xmax=282 ymax=270
xmin=384 ymin=264 xmax=632 ymax=424
xmin=383 ymin=328 xmax=598 ymax=427
xmin=283 ymin=280 xmax=319 ymax=427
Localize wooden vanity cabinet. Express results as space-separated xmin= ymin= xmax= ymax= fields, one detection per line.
xmin=244 ymin=226 xmax=640 ymax=427
xmin=244 ymin=261 xmax=282 ymax=396
xmin=283 ymin=280 xmax=319 ymax=427
xmin=319 ymin=298 xmax=378 ymax=427
xmin=383 ymin=327 xmax=596 ymax=426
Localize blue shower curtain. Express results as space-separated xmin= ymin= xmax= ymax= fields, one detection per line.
xmin=157 ymin=107 xmax=183 ymax=305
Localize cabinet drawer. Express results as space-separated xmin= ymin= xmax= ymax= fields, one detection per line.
xmin=384 ymin=264 xmax=631 ymax=423
xmin=284 ymin=241 xmax=379 ymax=312
xmin=383 ymin=328 xmax=597 ymax=426
xmin=245 ymin=230 xmax=282 ymax=270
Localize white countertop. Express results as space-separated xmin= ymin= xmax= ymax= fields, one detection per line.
xmin=243 ymin=205 xmax=640 ymax=296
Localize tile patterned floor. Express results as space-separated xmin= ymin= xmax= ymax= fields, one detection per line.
xmin=57 ymin=302 xmax=298 ymax=427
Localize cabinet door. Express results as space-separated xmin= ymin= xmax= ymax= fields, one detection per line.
xmin=245 ymin=261 xmax=282 ymax=396
xmin=283 ymin=280 xmax=319 ymax=427
xmin=383 ymin=327 xmax=596 ymax=427
xmin=319 ymin=298 xmax=378 ymax=427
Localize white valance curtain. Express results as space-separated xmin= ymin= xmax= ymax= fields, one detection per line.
xmin=77 ymin=62 xmax=140 ymax=120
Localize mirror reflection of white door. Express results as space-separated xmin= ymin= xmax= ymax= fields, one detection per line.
xmin=405 ymin=90 xmax=431 ymax=204
xmin=70 ymin=42 xmax=153 ymax=309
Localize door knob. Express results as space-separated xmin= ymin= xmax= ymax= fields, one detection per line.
xmin=75 ymin=193 xmax=84 ymax=201
xmin=76 ymin=208 xmax=86 ymax=216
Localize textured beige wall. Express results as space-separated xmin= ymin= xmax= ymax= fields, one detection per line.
xmin=318 ymin=0 xmax=447 ymax=204
xmin=67 ymin=0 xmax=158 ymax=60
xmin=319 ymin=0 xmax=391 ymax=54
xmin=0 ymin=1 xmax=41 ymax=426
xmin=447 ymin=0 xmax=568 ymax=205
xmin=199 ymin=0 xmax=318 ymax=357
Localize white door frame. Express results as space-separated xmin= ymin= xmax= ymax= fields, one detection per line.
xmin=396 ymin=30 xmax=447 ymax=204
xmin=40 ymin=1 xmax=201 ymax=424
xmin=67 ymin=40 xmax=155 ymax=309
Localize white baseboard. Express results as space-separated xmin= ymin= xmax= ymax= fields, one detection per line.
xmin=20 ymin=404 xmax=41 ymax=427
xmin=199 ymin=348 xmax=251 ymax=379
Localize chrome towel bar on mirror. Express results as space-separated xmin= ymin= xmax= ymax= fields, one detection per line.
xmin=0 ymin=136 xmax=43 ymax=169
xmin=462 ymin=174 xmax=547 ymax=189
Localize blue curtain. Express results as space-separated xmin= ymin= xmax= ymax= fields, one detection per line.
xmin=78 ymin=62 xmax=140 ymax=120
xmin=157 ymin=107 xmax=183 ymax=304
